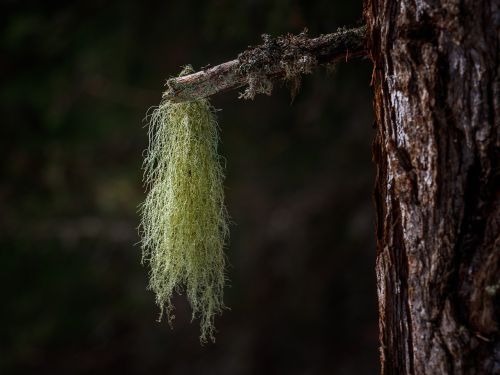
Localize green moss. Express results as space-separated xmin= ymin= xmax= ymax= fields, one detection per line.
xmin=140 ymin=85 xmax=228 ymax=343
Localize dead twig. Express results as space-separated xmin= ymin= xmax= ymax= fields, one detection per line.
xmin=163 ymin=26 xmax=367 ymax=102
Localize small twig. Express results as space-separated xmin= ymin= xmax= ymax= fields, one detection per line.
xmin=163 ymin=26 xmax=367 ymax=102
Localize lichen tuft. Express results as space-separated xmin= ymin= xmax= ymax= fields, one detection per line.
xmin=237 ymin=29 xmax=317 ymax=100
xmin=140 ymin=81 xmax=228 ymax=343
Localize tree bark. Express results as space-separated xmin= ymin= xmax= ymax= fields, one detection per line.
xmin=366 ymin=0 xmax=500 ymax=373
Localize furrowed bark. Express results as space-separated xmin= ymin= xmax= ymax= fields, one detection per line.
xmin=366 ymin=0 xmax=500 ymax=373
xmin=163 ymin=26 xmax=367 ymax=102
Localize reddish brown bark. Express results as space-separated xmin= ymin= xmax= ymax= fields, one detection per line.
xmin=366 ymin=0 xmax=500 ymax=373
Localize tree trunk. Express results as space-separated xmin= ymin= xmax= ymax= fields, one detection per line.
xmin=365 ymin=0 xmax=500 ymax=373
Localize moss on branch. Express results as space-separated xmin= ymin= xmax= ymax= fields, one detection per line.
xmin=163 ymin=25 xmax=366 ymax=102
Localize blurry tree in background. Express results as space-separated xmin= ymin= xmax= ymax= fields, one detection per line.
xmin=1 ymin=1 xmax=376 ymax=374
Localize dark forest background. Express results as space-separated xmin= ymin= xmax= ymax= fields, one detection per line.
xmin=1 ymin=1 xmax=376 ymax=374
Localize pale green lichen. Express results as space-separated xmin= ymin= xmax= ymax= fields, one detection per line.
xmin=140 ymin=81 xmax=228 ymax=343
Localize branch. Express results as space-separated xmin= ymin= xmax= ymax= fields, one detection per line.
xmin=163 ymin=26 xmax=367 ymax=102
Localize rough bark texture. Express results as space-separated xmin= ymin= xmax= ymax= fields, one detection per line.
xmin=366 ymin=0 xmax=500 ymax=374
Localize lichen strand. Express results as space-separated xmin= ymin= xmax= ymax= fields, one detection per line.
xmin=237 ymin=29 xmax=317 ymax=100
xmin=140 ymin=97 xmax=228 ymax=343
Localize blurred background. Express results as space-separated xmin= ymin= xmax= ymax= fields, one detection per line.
xmin=0 ymin=1 xmax=376 ymax=374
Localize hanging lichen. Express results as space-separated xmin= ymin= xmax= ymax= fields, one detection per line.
xmin=140 ymin=69 xmax=228 ymax=343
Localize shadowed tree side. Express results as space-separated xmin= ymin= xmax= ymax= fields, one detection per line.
xmin=366 ymin=0 xmax=500 ymax=373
